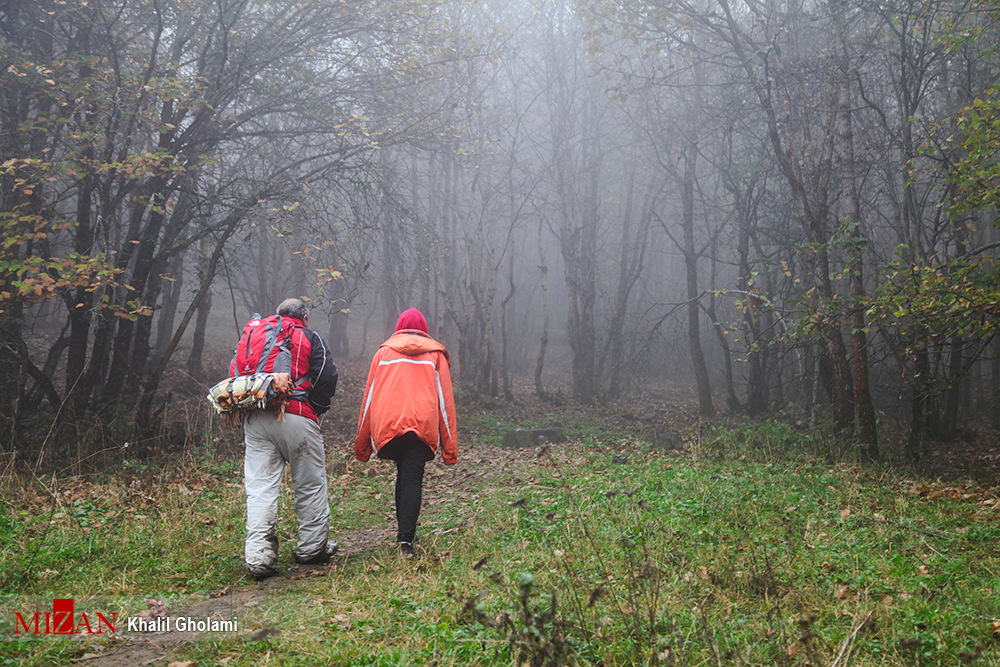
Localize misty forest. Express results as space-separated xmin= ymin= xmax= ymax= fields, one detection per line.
xmin=5 ymin=0 xmax=1000 ymax=461
xmin=3 ymin=0 xmax=1000 ymax=665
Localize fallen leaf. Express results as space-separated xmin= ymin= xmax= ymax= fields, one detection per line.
xmin=144 ymin=599 xmax=169 ymax=618
xmin=835 ymin=585 xmax=852 ymax=600
xmin=292 ymin=569 xmax=326 ymax=580
xmin=840 ymin=507 xmax=851 ymax=523
xmin=916 ymin=565 xmax=930 ymax=576
xmin=329 ymin=614 xmax=351 ymax=630
xmin=208 ymin=586 xmax=229 ymax=599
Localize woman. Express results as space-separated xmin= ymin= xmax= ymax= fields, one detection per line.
xmin=354 ymin=308 xmax=457 ymax=555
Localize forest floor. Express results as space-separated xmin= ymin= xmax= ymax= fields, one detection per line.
xmin=2 ymin=361 xmax=999 ymax=665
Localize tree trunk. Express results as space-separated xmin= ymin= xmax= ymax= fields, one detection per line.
xmin=327 ymin=307 xmax=349 ymax=358
xmin=65 ymin=148 xmax=96 ymax=403
xmin=154 ymin=250 xmax=186 ymax=362
xmin=25 ymin=324 xmax=70 ymax=409
xmin=992 ymin=336 xmax=1000 ymax=430
xmin=601 ymin=165 xmax=652 ymax=398
xmin=74 ymin=303 xmax=115 ymax=412
xmin=500 ymin=251 xmax=515 ymax=401
xmin=805 ymin=346 xmax=819 ymax=429
xmin=940 ymin=337 xmax=964 ymax=436
xmin=707 ymin=251 xmax=740 ymax=412
xmin=186 ymin=289 xmax=213 ymax=379
xmin=556 ymin=97 xmax=599 ymax=403
xmin=834 ymin=0 xmax=878 ymax=459
xmin=0 ymin=311 xmax=26 ymax=448
xmin=535 ymin=219 xmax=549 ymax=399
xmin=739 ymin=212 xmax=765 ymax=415
xmin=907 ymin=347 xmax=930 ymax=462
xmin=681 ymin=144 xmax=715 ymax=417
xmin=103 ymin=178 xmax=170 ymax=402
xmin=849 ymin=279 xmax=878 ymax=458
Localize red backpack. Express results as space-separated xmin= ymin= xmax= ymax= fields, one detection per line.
xmin=230 ymin=314 xmax=299 ymax=377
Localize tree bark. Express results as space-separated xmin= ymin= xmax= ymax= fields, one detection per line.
xmin=681 ymin=143 xmax=715 ymax=417
xmin=992 ymin=336 xmax=1000 ymax=431
xmin=327 ymin=307 xmax=349 ymax=358
xmin=535 ymin=219 xmax=549 ymax=399
xmin=907 ymin=347 xmax=930 ymax=462
xmin=186 ymin=289 xmax=212 ymax=379
xmin=834 ymin=0 xmax=878 ymax=459
xmin=154 ymin=250 xmax=186 ymax=362
xmin=500 ymin=250 xmax=515 ymax=401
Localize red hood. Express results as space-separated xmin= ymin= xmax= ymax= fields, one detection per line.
xmin=395 ymin=308 xmax=428 ymax=333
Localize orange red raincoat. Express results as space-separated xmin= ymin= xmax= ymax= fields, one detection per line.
xmin=354 ymin=330 xmax=458 ymax=464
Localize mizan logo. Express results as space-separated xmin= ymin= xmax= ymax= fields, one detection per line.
xmin=14 ymin=599 xmax=117 ymax=635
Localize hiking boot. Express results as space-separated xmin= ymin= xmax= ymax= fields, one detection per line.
xmin=246 ymin=562 xmax=278 ymax=581
xmin=399 ymin=541 xmax=415 ymax=558
xmin=294 ymin=540 xmax=339 ymax=565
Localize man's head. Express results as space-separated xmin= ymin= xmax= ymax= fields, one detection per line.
xmin=277 ymin=298 xmax=309 ymax=324
xmin=395 ymin=308 xmax=428 ymax=334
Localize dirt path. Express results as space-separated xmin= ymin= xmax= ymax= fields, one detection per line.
xmin=75 ymin=526 xmax=393 ymax=667
xmin=68 ymin=442 xmax=646 ymax=666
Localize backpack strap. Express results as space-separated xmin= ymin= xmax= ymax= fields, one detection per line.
xmin=282 ymin=323 xmax=305 ymax=381
xmin=254 ymin=315 xmax=283 ymax=374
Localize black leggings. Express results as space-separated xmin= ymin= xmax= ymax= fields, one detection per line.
xmin=379 ymin=433 xmax=431 ymax=543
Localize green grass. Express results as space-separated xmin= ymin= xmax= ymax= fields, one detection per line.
xmin=1 ymin=419 xmax=998 ymax=666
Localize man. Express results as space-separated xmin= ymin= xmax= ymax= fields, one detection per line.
xmin=354 ymin=308 xmax=457 ymax=556
xmin=239 ymin=297 xmax=339 ymax=580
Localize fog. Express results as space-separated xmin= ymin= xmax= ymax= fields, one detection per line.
xmin=3 ymin=0 xmax=999 ymax=460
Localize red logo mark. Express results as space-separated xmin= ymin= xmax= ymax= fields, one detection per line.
xmin=13 ymin=599 xmax=116 ymax=635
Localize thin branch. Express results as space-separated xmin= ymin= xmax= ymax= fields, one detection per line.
xmin=829 ymin=610 xmax=874 ymax=667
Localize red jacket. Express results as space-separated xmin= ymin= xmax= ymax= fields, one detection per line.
xmin=354 ymin=330 xmax=457 ymax=464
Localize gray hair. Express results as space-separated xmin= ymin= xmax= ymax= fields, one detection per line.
xmin=276 ymin=298 xmax=308 ymax=321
